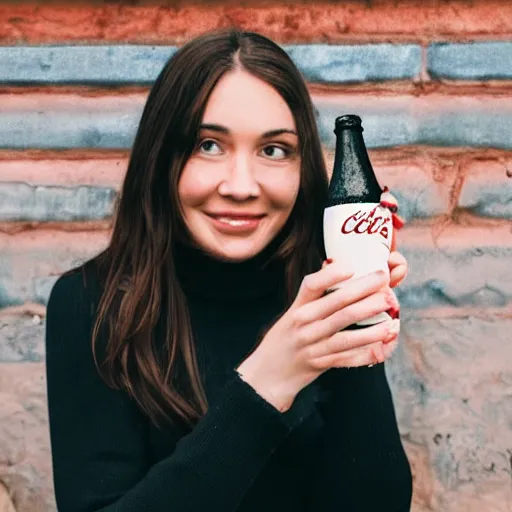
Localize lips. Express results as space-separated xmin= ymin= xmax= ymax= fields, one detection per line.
xmin=205 ymin=212 xmax=266 ymax=232
xmin=207 ymin=212 xmax=266 ymax=220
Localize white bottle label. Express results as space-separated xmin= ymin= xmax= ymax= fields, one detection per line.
xmin=323 ymin=202 xmax=393 ymax=326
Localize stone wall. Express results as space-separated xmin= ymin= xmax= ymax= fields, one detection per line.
xmin=0 ymin=1 xmax=511 ymax=510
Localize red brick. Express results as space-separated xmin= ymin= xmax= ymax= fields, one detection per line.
xmin=1 ymin=1 xmax=512 ymax=45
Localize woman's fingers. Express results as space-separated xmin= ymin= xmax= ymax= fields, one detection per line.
xmin=308 ymin=319 xmax=400 ymax=360
xmin=294 ymin=269 xmax=390 ymax=327
xmin=313 ymin=337 xmax=399 ymax=370
xmin=388 ymin=251 xmax=408 ymax=288
xmin=293 ymin=261 xmax=354 ymax=309
xmin=300 ymin=286 xmax=398 ymax=342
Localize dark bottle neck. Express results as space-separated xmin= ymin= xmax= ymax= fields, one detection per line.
xmin=326 ymin=125 xmax=382 ymax=207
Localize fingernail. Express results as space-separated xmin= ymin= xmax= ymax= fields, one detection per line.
xmin=324 ymin=258 xmax=333 ymax=265
xmin=387 ymin=307 xmax=400 ymax=320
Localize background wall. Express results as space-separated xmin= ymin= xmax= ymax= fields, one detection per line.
xmin=0 ymin=1 xmax=511 ymax=510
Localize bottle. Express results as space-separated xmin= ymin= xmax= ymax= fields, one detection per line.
xmin=323 ymin=114 xmax=393 ymax=328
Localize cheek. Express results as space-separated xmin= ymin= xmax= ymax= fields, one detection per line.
xmin=178 ymin=164 xmax=217 ymax=208
xmin=261 ymin=169 xmax=301 ymax=210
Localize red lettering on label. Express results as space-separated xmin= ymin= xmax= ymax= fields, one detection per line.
xmin=341 ymin=208 xmax=390 ymax=240
xmin=368 ymin=217 xmax=384 ymax=234
xmin=354 ymin=217 xmax=372 ymax=234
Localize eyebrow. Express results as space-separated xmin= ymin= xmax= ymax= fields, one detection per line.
xmin=200 ymin=124 xmax=298 ymax=139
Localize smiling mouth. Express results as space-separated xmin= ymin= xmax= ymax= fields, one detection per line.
xmin=216 ymin=218 xmax=256 ymax=226
xmin=205 ymin=213 xmax=266 ymax=231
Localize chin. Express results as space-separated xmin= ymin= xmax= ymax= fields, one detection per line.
xmin=184 ymin=215 xmax=287 ymax=262
xmin=198 ymin=231 xmax=278 ymax=262
xmin=208 ymin=241 xmax=268 ymax=262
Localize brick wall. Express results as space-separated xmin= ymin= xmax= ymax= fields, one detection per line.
xmin=1 ymin=1 xmax=511 ymax=510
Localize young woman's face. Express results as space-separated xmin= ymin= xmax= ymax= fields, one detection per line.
xmin=178 ymin=69 xmax=301 ymax=262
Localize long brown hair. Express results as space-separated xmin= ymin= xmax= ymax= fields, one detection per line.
xmin=88 ymin=29 xmax=328 ymax=429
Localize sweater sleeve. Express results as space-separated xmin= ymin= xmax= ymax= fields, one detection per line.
xmin=45 ymin=270 xmax=301 ymax=512
xmin=308 ymin=365 xmax=413 ymax=512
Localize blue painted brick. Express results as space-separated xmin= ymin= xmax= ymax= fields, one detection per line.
xmin=0 ymin=46 xmax=178 ymax=85
xmin=316 ymin=97 xmax=512 ymax=150
xmin=459 ymin=175 xmax=512 ymax=219
xmin=0 ymin=44 xmax=421 ymax=85
xmin=283 ymin=44 xmax=421 ymax=83
xmin=428 ymin=42 xmax=512 ymax=80
xmin=2 ymin=94 xmax=512 ymax=151
xmin=0 ymin=183 xmax=117 ymax=222
xmin=397 ymin=245 xmax=512 ymax=309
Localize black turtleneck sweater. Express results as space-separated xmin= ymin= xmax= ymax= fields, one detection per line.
xmin=45 ymin=241 xmax=412 ymax=512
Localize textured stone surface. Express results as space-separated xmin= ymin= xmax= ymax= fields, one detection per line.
xmin=1 ymin=3 xmax=512 ymax=44
xmin=2 ymin=92 xmax=512 ymax=150
xmin=0 ymin=231 xmax=109 ymax=308
xmin=386 ymin=315 xmax=512 ymax=512
xmin=0 ymin=44 xmax=420 ymax=85
xmin=0 ymin=363 xmax=55 ymax=511
xmin=428 ymin=42 xmax=512 ymax=80
xmin=459 ymin=158 xmax=512 ymax=219
xmin=397 ymin=226 xmax=512 ymax=309
xmin=0 ymin=183 xmax=117 ymax=222
xmin=0 ymin=314 xmax=45 ymax=363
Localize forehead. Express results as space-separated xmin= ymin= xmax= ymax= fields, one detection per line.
xmin=202 ymin=69 xmax=296 ymax=133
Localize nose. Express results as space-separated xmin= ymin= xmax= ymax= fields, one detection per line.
xmin=217 ymin=154 xmax=260 ymax=201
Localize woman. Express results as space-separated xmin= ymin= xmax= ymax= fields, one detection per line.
xmin=45 ymin=29 xmax=412 ymax=511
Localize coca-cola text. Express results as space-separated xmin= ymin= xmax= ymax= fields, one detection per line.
xmin=340 ymin=207 xmax=390 ymax=239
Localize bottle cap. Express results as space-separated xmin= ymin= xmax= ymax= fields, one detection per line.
xmin=334 ymin=114 xmax=364 ymax=134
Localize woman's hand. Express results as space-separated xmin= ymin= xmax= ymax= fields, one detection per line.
xmin=236 ymin=263 xmax=400 ymax=412
xmin=388 ymin=250 xmax=408 ymax=288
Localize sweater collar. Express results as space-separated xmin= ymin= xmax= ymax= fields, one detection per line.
xmin=173 ymin=235 xmax=287 ymax=301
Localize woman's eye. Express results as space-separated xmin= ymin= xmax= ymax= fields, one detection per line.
xmin=261 ymin=145 xmax=290 ymax=160
xmin=198 ymin=139 xmax=222 ymax=155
